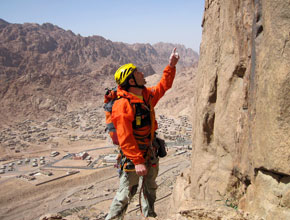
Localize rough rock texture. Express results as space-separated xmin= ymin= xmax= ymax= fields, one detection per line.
xmin=173 ymin=0 xmax=290 ymax=219
xmin=170 ymin=168 xmax=256 ymax=220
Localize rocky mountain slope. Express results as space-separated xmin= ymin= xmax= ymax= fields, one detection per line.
xmin=0 ymin=19 xmax=198 ymax=127
xmin=171 ymin=0 xmax=290 ymax=219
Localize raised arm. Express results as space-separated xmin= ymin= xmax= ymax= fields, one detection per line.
xmin=148 ymin=48 xmax=180 ymax=107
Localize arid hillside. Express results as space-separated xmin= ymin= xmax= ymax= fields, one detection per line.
xmin=0 ymin=18 xmax=198 ymax=127
xmin=0 ymin=18 xmax=199 ymax=220
xmin=0 ymin=19 xmax=199 ymax=220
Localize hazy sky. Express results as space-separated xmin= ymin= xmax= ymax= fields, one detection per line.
xmin=0 ymin=0 xmax=204 ymax=52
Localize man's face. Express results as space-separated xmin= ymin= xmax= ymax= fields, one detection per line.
xmin=133 ymin=70 xmax=146 ymax=86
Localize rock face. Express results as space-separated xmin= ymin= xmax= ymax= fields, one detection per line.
xmin=177 ymin=0 xmax=290 ymax=219
xmin=0 ymin=20 xmax=198 ymax=126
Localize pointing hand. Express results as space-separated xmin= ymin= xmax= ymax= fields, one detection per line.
xmin=169 ymin=47 xmax=180 ymax=68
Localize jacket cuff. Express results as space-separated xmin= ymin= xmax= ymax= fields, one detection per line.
xmin=132 ymin=157 xmax=145 ymax=165
xmin=167 ymin=64 xmax=176 ymax=69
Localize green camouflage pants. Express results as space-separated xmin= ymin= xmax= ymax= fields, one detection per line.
xmin=105 ymin=162 xmax=159 ymax=220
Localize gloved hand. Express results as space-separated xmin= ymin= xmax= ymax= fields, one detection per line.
xmin=169 ymin=47 xmax=180 ymax=68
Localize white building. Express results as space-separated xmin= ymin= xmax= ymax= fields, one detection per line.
xmin=50 ymin=151 xmax=60 ymax=157
xmin=104 ymin=154 xmax=118 ymax=163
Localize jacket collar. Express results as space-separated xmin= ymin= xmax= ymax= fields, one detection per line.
xmin=117 ymin=86 xmax=145 ymax=103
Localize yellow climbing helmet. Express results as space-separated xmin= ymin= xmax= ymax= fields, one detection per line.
xmin=114 ymin=63 xmax=137 ymax=86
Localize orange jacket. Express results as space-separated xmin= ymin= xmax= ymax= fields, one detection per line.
xmin=112 ymin=65 xmax=176 ymax=165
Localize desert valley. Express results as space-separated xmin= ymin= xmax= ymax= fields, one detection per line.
xmin=1 ymin=0 xmax=290 ymax=219
xmin=0 ymin=18 xmax=197 ymax=220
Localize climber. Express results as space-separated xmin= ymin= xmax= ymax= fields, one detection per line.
xmin=105 ymin=48 xmax=179 ymax=220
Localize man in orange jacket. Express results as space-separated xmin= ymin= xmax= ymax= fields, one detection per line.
xmin=105 ymin=48 xmax=179 ymax=220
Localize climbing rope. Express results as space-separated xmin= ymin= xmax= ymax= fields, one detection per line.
xmin=139 ymin=175 xmax=148 ymax=219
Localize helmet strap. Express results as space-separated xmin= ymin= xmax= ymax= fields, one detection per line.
xmin=130 ymin=74 xmax=145 ymax=89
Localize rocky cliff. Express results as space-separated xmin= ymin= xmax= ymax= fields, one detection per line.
xmin=172 ymin=0 xmax=290 ymax=219
xmin=0 ymin=19 xmax=198 ymax=127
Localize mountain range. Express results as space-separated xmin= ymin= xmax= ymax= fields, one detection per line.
xmin=0 ymin=19 xmax=198 ymax=126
